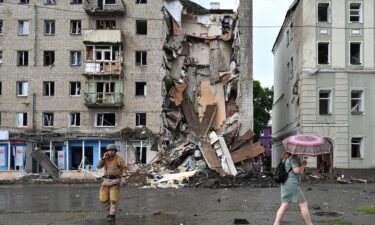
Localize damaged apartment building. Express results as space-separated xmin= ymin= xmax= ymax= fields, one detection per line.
xmin=0 ymin=0 xmax=260 ymax=178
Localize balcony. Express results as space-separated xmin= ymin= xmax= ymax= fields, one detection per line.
xmin=84 ymin=61 xmax=123 ymax=76
xmin=84 ymin=92 xmax=124 ymax=108
xmin=83 ymin=30 xmax=122 ymax=44
xmin=84 ymin=0 xmax=125 ymax=16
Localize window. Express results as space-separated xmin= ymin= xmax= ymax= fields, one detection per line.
xmin=70 ymin=51 xmax=81 ymax=66
xmin=71 ymin=0 xmax=82 ymax=4
xmin=96 ymin=20 xmax=116 ymax=29
xmin=350 ymin=42 xmax=362 ymax=65
xmin=0 ymin=51 xmax=2 ymax=65
xmin=135 ymin=147 xmax=147 ymax=164
xmin=16 ymin=113 xmax=27 ymax=127
xmin=69 ymin=112 xmax=80 ymax=127
xmin=96 ymin=113 xmax=116 ymax=127
xmin=136 ymin=0 xmax=147 ymax=3
xmin=349 ymin=3 xmax=362 ymax=23
xmin=135 ymin=82 xmax=146 ymax=96
xmin=18 ymin=20 xmax=30 ymax=35
xmin=44 ymin=20 xmax=55 ymax=35
xmin=104 ymin=0 xmax=116 ymax=4
xmin=136 ymin=20 xmax=147 ymax=35
xmin=19 ymin=0 xmax=29 ymax=4
xmin=70 ymin=82 xmax=81 ymax=96
xmin=135 ymin=51 xmax=147 ymax=65
xmin=351 ymin=137 xmax=363 ymax=158
xmin=290 ymin=57 xmax=294 ymax=78
xmin=135 ymin=112 xmax=146 ymax=126
xmin=351 ymin=90 xmax=364 ymax=114
xmin=16 ymin=81 xmax=28 ymax=96
xmin=44 ymin=0 xmax=56 ymax=5
xmin=318 ymin=42 xmax=329 ymax=65
xmin=70 ymin=20 xmax=81 ymax=34
xmin=0 ymin=20 xmax=3 ymax=34
xmin=43 ymin=113 xmax=54 ymax=127
xmin=319 ymin=90 xmax=332 ymax=115
xmin=43 ymin=81 xmax=55 ymax=96
xmin=318 ymin=3 xmax=330 ymax=22
xmin=44 ymin=51 xmax=55 ymax=66
xmin=17 ymin=51 xmax=28 ymax=66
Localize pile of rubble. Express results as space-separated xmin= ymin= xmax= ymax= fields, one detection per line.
xmin=127 ymin=0 xmax=265 ymax=188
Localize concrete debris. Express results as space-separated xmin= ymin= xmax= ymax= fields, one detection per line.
xmin=125 ymin=0 xmax=261 ymax=188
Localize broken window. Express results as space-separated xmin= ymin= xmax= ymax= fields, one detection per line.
xmin=43 ymin=112 xmax=54 ymax=127
xmin=16 ymin=81 xmax=28 ymax=96
xmin=16 ymin=112 xmax=27 ymax=127
xmin=71 ymin=0 xmax=82 ymax=4
xmin=70 ymin=82 xmax=81 ymax=96
xmin=70 ymin=112 xmax=80 ymax=127
xmin=135 ymin=82 xmax=146 ymax=96
xmin=70 ymin=20 xmax=81 ymax=34
xmin=135 ymin=112 xmax=146 ymax=126
xmin=19 ymin=0 xmax=29 ymax=4
xmin=136 ymin=0 xmax=147 ymax=4
xmin=136 ymin=20 xmax=147 ymax=35
xmin=318 ymin=3 xmax=330 ymax=22
xmin=350 ymin=42 xmax=362 ymax=65
xmin=351 ymin=90 xmax=364 ymax=114
xmin=351 ymin=137 xmax=363 ymax=158
xmin=44 ymin=51 xmax=55 ymax=66
xmin=17 ymin=51 xmax=28 ymax=66
xmin=0 ymin=51 xmax=2 ymax=65
xmin=43 ymin=81 xmax=55 ymax=96
xmin=18 ymin=20 xmax=29 ymax=35
xmin=44 ymin=20 xmax=55 ymax=35
xmin=349 ymin=3 xmax=362 ymax=23
xmin=104 ymin=0 xmax=116 ymax=4
xmin=0 ymin=20 xmax=3 ymax=34
xmin=318 ymin=42 xmax=329 ymax=65
xmin=96 ymin=20 xmax=116 ymax=29
xmin=44 ymin=0 xmax=56 ymax=5
xmin=319 ymin=90 xmax=332 ymax=115
xmin=96 ymin=113 xmax=116 ymax=127
xmin=70 ymin=51 xmax=81 ymax=66
xmin=135 ymin=51 xmax=147 ymax=65
xmin=135 ymin=147 xmax=147 ymax=164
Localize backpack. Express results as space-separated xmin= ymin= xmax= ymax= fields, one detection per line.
xmin=273 ymin=158 xmax=292 ymax=184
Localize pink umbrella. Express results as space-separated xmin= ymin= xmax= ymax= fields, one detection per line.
xmin=282 ymin=135 xmax=331 ymax=156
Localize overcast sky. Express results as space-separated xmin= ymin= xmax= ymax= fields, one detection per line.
xmin=191 ymin=0 xmax=294 ymax=88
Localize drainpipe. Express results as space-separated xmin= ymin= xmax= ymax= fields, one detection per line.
xmin=33 ymin=3 xmax=38 ymax=66
xmin=32 ymin=92 xmax=36 ymax=130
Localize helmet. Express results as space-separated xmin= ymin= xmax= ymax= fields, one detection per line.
xmin=106 ymin=144 xmax=118 ymax=152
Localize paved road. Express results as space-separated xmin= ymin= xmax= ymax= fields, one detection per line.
xmin=0 ymin=183 xmax=374 ymax=225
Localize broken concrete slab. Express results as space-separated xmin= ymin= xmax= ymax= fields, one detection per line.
xmin=231 ymin=142 xmax=265 ymax=164
xmin=31 ymin=148 xmax=60 ymax=180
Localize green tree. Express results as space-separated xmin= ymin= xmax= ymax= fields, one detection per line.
xmin=253 ymin=80 xmax=273 ymax=141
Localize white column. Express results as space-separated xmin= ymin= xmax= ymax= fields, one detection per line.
xmin=49 ymin=141 xmax=53 ymax=161
xmin=7 ymin=142 xmax=11 ymax=171
xmin=82 ymin=140 xmax=85 ymax=170
xmin=98 ymin=140 xmax=101 ymax=161
xmin=66 ymin=141 xmax=69 ymax=171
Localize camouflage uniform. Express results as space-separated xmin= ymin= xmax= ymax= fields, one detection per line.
xmin=97 ymin=154 xmax=127 ymax=218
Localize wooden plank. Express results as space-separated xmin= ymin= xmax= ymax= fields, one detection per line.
xmin=218 ymin=137 xmax=238 ymax=176
xmin=230 ymin=142 xmax=265 ymax=164
xmin=182 ymin=97 xmax=200 ymax=134
xmin=194 ymin=136 xmax=225 ymax=176
xmin=230 ymin=129 xmax=255 ymax=152
xmin=197 ymin=104 xmax=217 ymax=137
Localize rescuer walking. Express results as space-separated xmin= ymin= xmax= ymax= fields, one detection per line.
xmin=97 ymin=144 xmax=127 ymax=222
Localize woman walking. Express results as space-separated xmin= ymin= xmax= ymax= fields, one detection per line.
xmin=273 ymin=152 xmax=313 ymax=225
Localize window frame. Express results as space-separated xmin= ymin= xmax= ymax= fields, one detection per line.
xmin=318 ymin=89 xmax=332 ymax=115
xmin=43 ymin=112 xmax=54 ymax=127
xmin=135 ymin=51 xmax=147 ymax=66
xmin=70 ymin=0 xmax=82 ymax=4
xmin=135 ymin=0 xmax=147 ymax=4
xmin=317 ymin=2 xmax=331 ymax=23
xmin=135 ymin=82 xmax=147 ymax=96
xmin=70 ymin=51 xmax=81 ymax=66
xmin=0 ymin=20 xmax=3 ymax=35
xmin=44 ymin=0 xmax=56 ymax=5
xmin=0 ymin=50 xmax=3 ymax=65
xmin=18 ymin=20 xmax=30 ymax=35
xmin=43 ymin=51 xmax=55 ymax=66
xmin=16 ymin=81 xmax=28 ymax=97
xmin=351 ymin=89 xmax=364 ymax=115
xmin=44 ymin=20 xmax=55 ymax=35
xmin=351 ymin=137 xmax=364 ymax=159
xmin=69 ymin=112 xmax=81 ymax=127
xmin=70 ymin=82 xmax=81 ymax=96
xmin=317 ymin=41 xmax=330 ymax=65
xmin=349 ymin=2 xmax=363 ymax=23
xmin=70 ymin=20 xmax=81 ymax=35
xmin=135 ymin=112 xmax=146 ymax=126
xmin=17 ymin=51 xmax=29 ymax=66
xmin=19 ymin=0 xmax=29 ymax=4
xmin=43 ymin=81 xmax=55 ymax=96
xmin=16 ymin=112 xmax=28 ymax=127
xmin=349 ymin=41 xmax=362 ymax=65
xmin=136 ymin=20 xmax=147 ymax=35
xmin=95 ymin=113 xmax=116 ymax=127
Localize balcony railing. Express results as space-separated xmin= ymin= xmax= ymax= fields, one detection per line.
xmin=83 ymin=0 xmax=125 ymax=16
xmin=84 ymin=92 xmax=124 ymax=107
xmin=84 ymin=61 xmax=123 ymax=75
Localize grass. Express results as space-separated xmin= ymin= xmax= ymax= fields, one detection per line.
xmin=320 ymin=219 xmax=352 ymax=225
xmin=63 ymin=212 xmax=88 ymax=221
xmin=353 ymin=206 xmax=375 ymax=214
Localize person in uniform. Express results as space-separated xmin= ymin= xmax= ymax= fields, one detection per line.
xmin=273 ymin=151 xmax=313 ymax=225
xmin=97 ymin=144 xmax=127 ymax=222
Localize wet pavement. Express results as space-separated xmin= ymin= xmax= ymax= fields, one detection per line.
xmin=0 ymin=183 xmax=374 ymax=225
